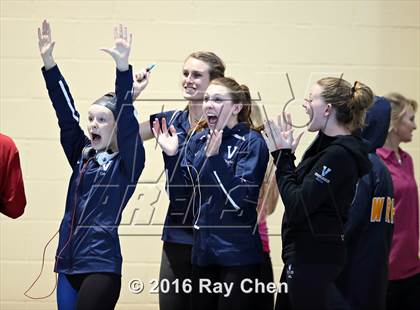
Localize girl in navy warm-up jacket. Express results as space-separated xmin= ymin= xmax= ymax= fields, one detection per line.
xmin=152 ymin=77 xmax=269 ymax=310
xmin=37 ymin=20 xmax=144 ymax=310
xmin=133 ymin=51 xmax=226 ymax=310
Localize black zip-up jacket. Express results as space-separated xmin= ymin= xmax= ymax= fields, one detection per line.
xmin=272 ymin=131 xmax=371 ymax=264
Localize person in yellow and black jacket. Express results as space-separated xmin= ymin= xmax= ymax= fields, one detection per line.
xmin=334 ymin=96 xmax=394 ymax=310
xmin=263 ymin=77 xmax=373 ymax=310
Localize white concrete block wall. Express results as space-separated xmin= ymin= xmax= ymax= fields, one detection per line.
xmin=1 ymin=1 xmax=419 ymax=309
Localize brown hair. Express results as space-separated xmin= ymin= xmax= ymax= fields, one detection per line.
xmin=249 ymin=103 xmax=265 ymax=130
xmin=385 ymin=92 xmax=418 ymax=131
xmin=192 ymin=77 xmax=262 ymax=132
xmin=187 ymin=51 xmax=225 ymax=80
xmin=257 ymin=159 xmax=279 ymax=217
xmin=317 ymin=77 xmax=374 ymax=132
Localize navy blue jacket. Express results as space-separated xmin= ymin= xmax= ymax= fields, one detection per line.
xmin=336 ymin=97 xmax=394 ymax=309
xmin=149 ymin=110 xmax=194 ymax=245
xmin=42 ymin=65 xmax=145 ymax=275
xmin=164 ymin=123 xmax=269 ymax=266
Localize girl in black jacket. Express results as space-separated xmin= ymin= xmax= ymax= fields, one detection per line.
xmin=264 ymin=77 xmax=373 ymax=310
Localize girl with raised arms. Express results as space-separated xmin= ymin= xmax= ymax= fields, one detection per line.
xmin=37 ymin=20 xmax=144 ymax=310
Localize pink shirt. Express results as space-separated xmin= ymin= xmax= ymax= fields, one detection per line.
xmin=377 ymin=147 xmax=420 ymax=280
xmin=258 ymin=214 xmax=270 ymax=253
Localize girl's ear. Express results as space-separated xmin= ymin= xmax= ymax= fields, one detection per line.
xmin=324 ymin=103 xmax=332 ymax=117
xmin=232 ymin=103 xmax=243 ymax=116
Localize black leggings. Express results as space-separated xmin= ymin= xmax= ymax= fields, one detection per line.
xmin=65 ymin=273 xmax=121 ymax=310
xmin=159 ymin=242 xmax=193 ymax=310
xmin=387 ymin=272 xmax=420 ymax=310
xmin=191 ymin=264 xmax=260 ymax=310
xmin=275 ymin=263 xmax=344 ymax=310
xmin=257 ymin=252 xmax=275 ymax=310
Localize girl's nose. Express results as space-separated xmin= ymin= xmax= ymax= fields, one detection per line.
xmin=186 ymin=74 xmax=194 ymax=83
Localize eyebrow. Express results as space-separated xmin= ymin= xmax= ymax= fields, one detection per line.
xmin=88 ymin=112 xmax=109 ymax=117
xmin=183 ymin=69 xmax=205 ymax=74
xmin=206 ymin=94 xmax=231 ymax=100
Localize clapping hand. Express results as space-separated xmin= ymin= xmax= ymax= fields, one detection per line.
xmin=263 ymin=113 xmax=303 ymax=153
xmin=205 ymin=129 xmax=223 ymax=157
xmin=152 ymin=118 xmax=179 ymax=156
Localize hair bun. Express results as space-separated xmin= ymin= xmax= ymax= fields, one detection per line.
xmin=350 ymin=81 xmax=373 ymax=111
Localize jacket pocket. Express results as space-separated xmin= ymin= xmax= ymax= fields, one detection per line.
xmin=87 ymin=226 xmax=119 ymax=257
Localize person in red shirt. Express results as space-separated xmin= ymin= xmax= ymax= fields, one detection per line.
xmin=0 ymin=133 xmax=26 ymax=218
xmin=377 ymin=93 xmax=419 ymax=310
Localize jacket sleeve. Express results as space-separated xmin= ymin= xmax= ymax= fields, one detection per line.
xmin=200 ymin=136 xmax=269 ymax=210
xmin=344 ymin=171 xmax=373 ymax=244
xmin=273 ymin=146 xmax=355 ymax=225
xmin=0 ymin=144 xmax=26 ymax=218
xmin=42 ymin=65 xmax=89 ymax=167
xmin=163 ymin=143 xmax=195 ymax=209
xmin=115 ymin=66 xmax=145 ymax=182
xmin=149 ymin=110 xmax=177 ymax=129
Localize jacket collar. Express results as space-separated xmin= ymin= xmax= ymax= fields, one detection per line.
xmin=202 ymin=122 xmax=249 ymax=138
xmin=377 ymin=146 xmax=407 ymax=160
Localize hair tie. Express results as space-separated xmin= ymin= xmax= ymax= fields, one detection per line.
xmin=351 ymin=81 xmax=358 ymax=96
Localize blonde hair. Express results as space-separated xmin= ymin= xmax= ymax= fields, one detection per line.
xmin=257 ymin=160 xmax=279 ymax=216
xmin=317 ymin=77 xmax=373 ymax=132
xmin=250 ymin=102 xmax=265 ymax=129
xmin=385 ymin=92 xmax=418 ymax=131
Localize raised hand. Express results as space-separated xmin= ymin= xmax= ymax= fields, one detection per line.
xmin=205 ymin=129 xmax=223 ymax=157
xmin=37 ymin=19 xmax=56 ymax=70
xmin=283 ymin=112 xmax=304 ymax=153
xmin=152 ymin=118 xmax=179 ymax=156
xmin=100 ymin=24 xmax=132 ymax=71
xmin=132 ymin=69 xmax=151 ymax=100
xmin=263 ymin=113 xmax=303 ymax=153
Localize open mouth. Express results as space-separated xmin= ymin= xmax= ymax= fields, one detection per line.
xmin=91 ymin=133 xmax=102 ymax=144
xmin=303 ymin=106 xmax=312 ymax=119
xmin=206 ymin=113 xmax=218 ymax=126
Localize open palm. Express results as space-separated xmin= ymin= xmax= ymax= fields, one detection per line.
xmin=37 ymin=20 xmax=56 ymax=70
xmin=152 ymin=118 xmax=179 ymax=156
xmin=37 ymin=20 xmax=54 ymax=56
xmin=101 ymin=24 xmax=132 ymax=71
xmin=263 ymin=113 xmax=303 ymax=153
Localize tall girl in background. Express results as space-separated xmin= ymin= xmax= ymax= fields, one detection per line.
xmin=152 ymin=77 xmax=268 ymax=310
xmin=133 ymin=52 xmax=225 ymax=310
xmin=264 ymin=77 xmax=373 ymax=310
xmin=377 ymin=93 xmax=419 ymax=310
xmin=255 ymin=160 xmax=279 ymax=309
xmin=38 ymin=21 xmax=145 ymax=309
xmin=252 ymin=105 xmax=280 ymax=309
